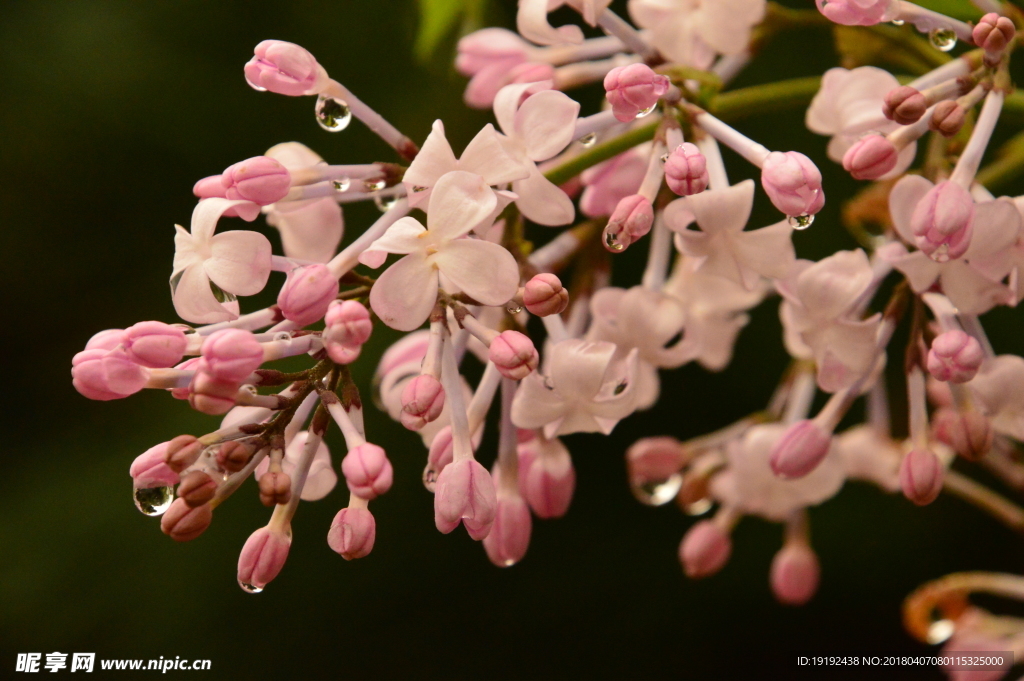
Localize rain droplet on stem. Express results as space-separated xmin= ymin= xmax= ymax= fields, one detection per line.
xmin=929 ymin=244 xmax=950 ymax=263
xmin=579 ymin=132 xmax=597 ymax=148
xmin=363 ymin=178 xmax=386 ymax=192
xmin=890 ymin=18 xmax=904 ymax=26
xmin=238 ymin=580 xmax=264 ymax=594
xmin=604 ymin=231 xmax=625 ymax=251
xmin=315 ymin=94 xmax=352 ymax=132
xmin=787 ymin=214 xmax=814 ymax=230
xmin=636 ymin=104 xmax=656 ymax=119
xmin=506 ymin=304 xmax=523 ymax=315
xmin=929 ymin=28 xmax=957 ymax=52
xmin=133 ymin=485 xmax=174 ymax=516
xmin=684 ymin=498 xmax=713 ymax=516
xmin=374 ymin=194 xmax=398 ymax=212
xmin=333 ymin=178 xmax=351 ymax=192
xmin=926 ymin=619 xmax=955 ymax=644
xmin=631 ymin=473 xmax=683 ymax=506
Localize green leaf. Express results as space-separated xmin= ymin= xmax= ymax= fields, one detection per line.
xmin=913 ymin=0 xmax=982 ymax=20
xmin=414 ymin=0 xmax=482 ymax=62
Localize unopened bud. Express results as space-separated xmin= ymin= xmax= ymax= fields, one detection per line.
xmin=164 ymin=435 xmax=201 ymax=473
xmin=769 ymin=420 xmax=832 ymax=479
xmin=770 ymin=542 xmax=820 ymax=605
xmin=216 ymin=440 xmax=254 ymax=473
xmin=522 ymin=273 xmax=568 ymax=317
xmin=277 ymin=264 xmax=339 ymax=326
xmin=933 ymin=408 xmax=992 ymax=461
xmin=327 ymin=507 xmax=376 ymax=560
xmin=259 ymin=470 xmax=292 ymax=506
xmin=761 ymin=151 xmax=825 ymax=217
xmin=842 ymin=134 xmax=898 ymax=180
xmin=200 ymin=329 xmax=264 ymax=382
xmin=604 ymin=63 xmax=670 ymax=122
xmin=883 ymin=86 xmax=927 ymax=125
xmin=160 ymin=498 xmax=213 ymax=542
xmin=973 ymin=13 xmax=1015 ymax=61
xmin=177 ymin=470 xmax=218 ymax=508
xmin=341 ymin=443 xmax=394 ymax=500
xmin=604 ymin=194 xmax=654 ymax=252
xmin=664 ymin=143 xmax=709 ymax=196
xmin=927 ymin=329 xmax=983 ymax=383
xmin=71 ymin=348 xmax=149 ymax=401
xmin=679 ymin=520 xmax=731 ymax=579
xmin=899 ymin=448 xmax=944 ymax=505
xmin=400 ymin=375 xmax=445 ymax=431
xmin=483 ymin=493 xmax=532 ymax=567
xmin=489 ymin=331 xmax=539 ymax=380
xmin=435 ymin=459 xmax=497 ymax=540
xmin=244 ymin=40 xmax=328 ymax=96
xmin=929 ymin=100 xmax=966 ymax=137
xmin=237 ymin=526 xmax=291 ymax=590
xmin=910 ymin=181 xmax=975 ymax=262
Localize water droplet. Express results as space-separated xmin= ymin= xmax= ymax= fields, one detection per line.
xmin=929 ymin=28 xmax=957 ymax=52
xmin=631 ymin=473 xmax=683 ymax=506
xmin=374 ymin=194 xmax=398 ymax=212
xmin=636 ymin=104 xmax=656 ymax=119
xmin=364 ymin=178 xmax=386 ymax=192
xmin=613 ymin=380 xmax=628 ymax=395
xmin=660 ymin=153 xmax=670 ymax=164
xmin=411 ymin=185 xmax=428 ymax=193
xmin=579 ymin=132 xmax=597 ymax=148
xmin=927 ymin=618 xmax=955 ymax=644
xmin=685 ymin=498 xmax=713 ymax=516
xmin=333 ymin=178 xmax=351 ymax=192
xmin=250 ymin=84 xmax=268 ymax=92
xmin=423 ymin=465 xmax=439 ymax=492
xmin=929 ymin=244 xmax=950 ymax=262
xmin=787 ymin=214 xmax=814 ymax=230
xmin=604 ymin=231 xmax=625 ymax=251
xmin=502 ymin=558 xmax=517 ymax=567
xmin=542 ymin=375 xmax=555 ymax=390
xmin=890 ymin=18 xmax=904 ymax=26
xmin=506 ymin=304 xmax=523 ymax=315
xmin=133 ymin=486 xmax=174 ymax=516
xmin=314 ymin=94 xmax=352 ymax=132
xmin=238 ymin=580 xmax=264 ymax=594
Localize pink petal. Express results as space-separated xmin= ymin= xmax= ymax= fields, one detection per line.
xmin=425 ymin=171 xmax=498 ymax=238
xmin=369 ymin=253 xmax=439 ymax=331
xmin=459 ymin=123 xmax=531 ymax=185
xmin=266 ymin=196 xmax=343 ymax=263
xmin=402 ymin=120 xmax=459 ymax=206
xmin=512 ymin=166 xmax=575 ymax=226
xmin=172 ymin=264 xmax=236 ymax=324
xmin=206 ymin=230 xmax=273 ymax=296
xmin=514 ymin=90 xmax=580 ymax=162
xmin=434 ymin=239 xmax=519 ymax=305
xmin=359 ymin=216 xmax=428 ymax=268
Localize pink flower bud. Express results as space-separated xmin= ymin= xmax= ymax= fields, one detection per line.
xmin=842 ymin=134 xmax=898 ymax=180
xmin=341 ymin=443 xmax=394 ymax=500
xmin=163 ymin=435 xmax=202 ymax=473
xmin=509 ymin=62 xmax=555 ymax=85
xmin=72 ymin=348 xmax=149 ymax=401
xmin=188 ymin=371 xmax=241 ymax=415
xmin=604 ymin=63 xmax=671 ymax=122
xmin=177 ymin=470 xmax=218 ymax=508
xmin=424 ymin=426 xmax=456 ymax=489
xmin=85 ymin=328 xmax=125 ymax=351
xmin=814 ymin=0 xmax=896 ymax=26
xmin=761 ymin=151 xmax=825 ymax=218
xmin=193 ymin=175 xmax=227 ymax=199
xmin=580 ymin=149 xmax=647 ymax=218
xmin=523 ymin=273 xmax=568 ymax=317
xmin=258 ymin=470 xmax=291 ymax=506
xmin=929 ymin=100 xmax=966 ymax=137
xmin=217 ymin=440 xmax=255 ymax=473
xmin=122 ymin=321 xmax=187 ymax=368
xmin=327 ymin=507 xmax=376 ymax=560
xmin=277 ymin=264 xmax=339 ymax=326
xmin=973 ymin=13 xmax=1015 ymax=57
xmin=627 ymin=436 xmax=686 ymax=503
xmin=130 ymin=442 xmax=181 ymax=490
xmin=400 ymin=375 xmax=445 ymax=431
xmin=325 ymin=300 xmax=372 ymax=347
xmin=160 ymin=498 xmax=212 ymax=542
xmin=910 ymin=181 xmax=975 ymax=262
xmin=899 ymin=448 xmax=944 ymax=506
xmin=221 ymin=156 xmax=291 ymax=206
xmin=170 ymin=357 xmax=202 ymax=400
xmin=244 ymin=40 xmax=327 ymax=96
xmin=604 ymin=194 xmax=654 ymax=252
xmin=927 ymin=329 xmax=984 ymax=383
xmin=455 ymin=28 xmax=531 ymax=76
xmin=664 ymin=143 xmax=709 ymax=196
xmin=483 ymin=493 xmax=532 ymax=567
xmin=434 ymin=458 xmax=497 ymax=540
xmin=489 ymin=331 xmax=539 ymax=380
xmin=770 ymin=542 xmax=821 ymax=605
xmin=769 ymin=420 xmax=832 ymax=479
xmin=883 ymin=86 xmax=927 ymax=125
xmin=678 ymin=520 xmax=731 ymax=579
xmin=933 ymin=408 xmax=992 ymax=461
xmin=200 ymin=329 xmax=264 ymax=382
xmin=518 ymin=437 xmax=575 ymax=518
xmin=237 ymin=527 xmax=291 ymax=590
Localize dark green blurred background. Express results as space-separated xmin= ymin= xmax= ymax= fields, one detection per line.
xmin=3 ymin=1 xmax=1023 ymax=679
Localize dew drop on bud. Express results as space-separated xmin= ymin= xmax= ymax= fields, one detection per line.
xmin=422 ymin=465 xmax=439 ymax=492
xmin=890 ymin=18 xmax=904 ymax=25
xmin=631 ymin=473 xmax=683 ymax=506
xmin=411 ymin=185 xmax=428 ymax=193
xmin=374 ymin=194 xmax=398 ymax=212
xmin=684 ymin=498 xmax=713 ymax=516
xmin=636 ymin=104 xmax=656 ymax=119
xmin=364 ymin=178 xmax=386 ymax=192
xmin=579 ymin=132 xmax=597 ymax=148
xmin=133 ymin=485 xmax=175 ymax=516
xmin=506 ymin=304 xmax=523 ymax=315
xmin=927 ymin=619 xmax=955 ymax=644
xmin=315 ymin=94 xmax=352 ymax=132
xmin=929 ymin=244 xmax=950 ymax=263
xmin=929 ymin=28 xmax=957 ymax=52
xmin=502 ymin=558 xmax=517 ymax=567
xmin=238 ymin=580 xmax=264 ymax=594
xmin=660 ymin=153 xmax=670 ymax=164
xmin=333 ymin=178 xmax=351 ymax=192
xmin=787 ymin=214 xmax=814 ymax=230
xmin=604 ymin=231 xmax=625 ymax=251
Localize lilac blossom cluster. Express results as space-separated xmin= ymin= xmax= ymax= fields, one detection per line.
xmin=72 ymin=1 xmax=1024 ymax=672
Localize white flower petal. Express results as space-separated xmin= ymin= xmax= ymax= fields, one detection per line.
xmin=514 ymin=90 xmax=580 ymax=162
xmin=512 ymin=165 xmax=575 ymax=226
xmin=206 ymin=230 xmax=273 ymax=296
xmin=403 ymin=120 xmax=459 ymax=206
xmin=172 ymin=264 xmax=236 ymax=324
xmin=494 ymin=81 xmax=554 ymax=136
xmin=434 ymin=238 xmax=519 ymax=305
xmin=359 ymin=217 xmax=428 ymax=268
xmin=266 ymin=197 xmax=343 ymax=263
xmin=369 ymin=253 xmax=439 ymax=331
xmin=459 ymin=123 xmax=531 ymax=185
xmin=426 ymin=171 xmax=498 ymax=239
xmin=189 ymin=197 xmax=257 ymax=243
